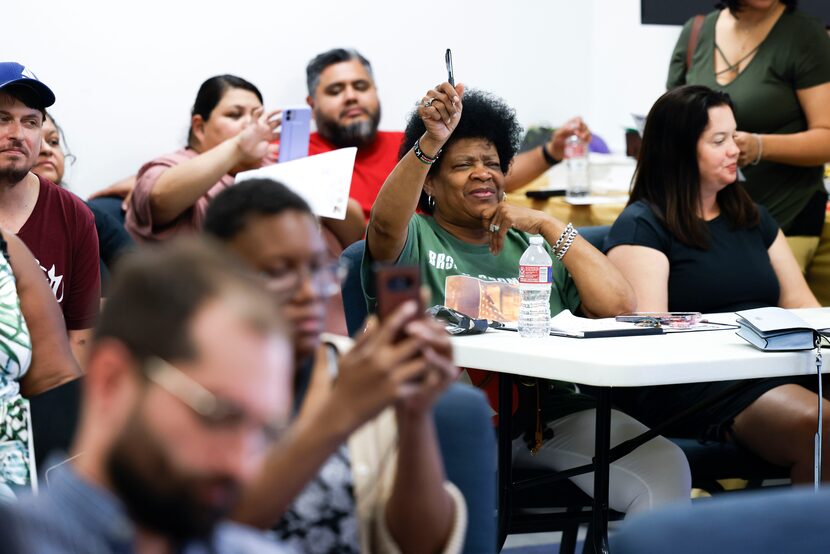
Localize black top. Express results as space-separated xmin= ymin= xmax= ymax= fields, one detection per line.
xmin=603 ymin=200 xmax=780 ymax=313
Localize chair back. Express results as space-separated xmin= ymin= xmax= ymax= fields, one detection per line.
xmin=340 ymin=240 xmax=368 ymax=336
xmin=577 ymin=225 xmax=611 ymax=251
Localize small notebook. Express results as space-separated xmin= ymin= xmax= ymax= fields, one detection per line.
xmin=735 ymin=307 xmax=829 ymax=351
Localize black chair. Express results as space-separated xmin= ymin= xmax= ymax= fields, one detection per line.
xmin=340 ymin=240 xmax=368 ymax=336
xmin=578 ymin=225 xmax=612 ymax=250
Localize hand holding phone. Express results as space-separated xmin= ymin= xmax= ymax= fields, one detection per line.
xmin=375 ymin=265 xmax=423 ymax=326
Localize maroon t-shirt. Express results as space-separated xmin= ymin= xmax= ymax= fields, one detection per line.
xmin=18 ymin=176 xmax=101 ymax=330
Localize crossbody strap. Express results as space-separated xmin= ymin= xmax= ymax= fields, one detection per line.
xmin=685 ymin=14 xmax=706 ymax=71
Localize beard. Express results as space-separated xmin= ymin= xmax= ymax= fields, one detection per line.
xmin=0 ymin=140 xmax=35 ymax=185
xmin=0 ymin=166 xmax=31 ymax=185
xmin=107 ymin=414 xmax=240 ymax=543
xmin=316 ymin=105 xmax=381 ymax=149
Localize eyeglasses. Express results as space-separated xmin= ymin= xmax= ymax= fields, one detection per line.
xmin=261 ymin=259 xmax=349 ymax=299
xmin=142 ymin=356 xmax=287 ymax=446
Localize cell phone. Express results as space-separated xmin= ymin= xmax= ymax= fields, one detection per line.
xmin=278 ymin=106 xmax=311 ymax=163
xmin=526 ymin=188 xmax=567 ymax=199
xmin=615 ymin=312 xmax=701 ymax=329
xmin=376 ymin=265 xmax=426 ymax=381
xmin=375 ymin=265 xmax=423 ymax=325
xmin=445 ymin=48 xmax=455 ymax=86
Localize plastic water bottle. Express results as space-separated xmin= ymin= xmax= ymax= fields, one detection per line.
xmin=564 ymin=134 xmax=590 ymax=198
xmin=518 ymin=236 xmax=552 ymax=338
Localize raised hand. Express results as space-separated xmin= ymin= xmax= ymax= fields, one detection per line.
xmin=549 ymin=116 xmax=592 ymax=161
xmin=418 ymin=82 xmax=465 ymax=147
xmin=234 ymin=108 xmax=282 ymax=169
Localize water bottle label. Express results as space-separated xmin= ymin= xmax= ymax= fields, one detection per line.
xmin=519 ymin=265 xmax=552 ymax=285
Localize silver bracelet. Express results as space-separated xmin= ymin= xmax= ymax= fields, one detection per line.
xmin=552 ymin=223 xmax=574 ymax=254
xmin=751 ymin=133 xmax=763 ymax=166
xmin=555 ymin=225 xmax=578 ymax=260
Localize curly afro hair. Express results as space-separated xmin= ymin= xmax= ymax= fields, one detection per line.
xmin=399 ymin=88 xmax=523 ymax=214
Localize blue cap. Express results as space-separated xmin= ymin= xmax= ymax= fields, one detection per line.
xmin=0 ymin=62 xmax=55 ymax=109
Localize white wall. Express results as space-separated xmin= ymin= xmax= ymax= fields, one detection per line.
xmin=4 ymin=0 xmax=682 ymax=198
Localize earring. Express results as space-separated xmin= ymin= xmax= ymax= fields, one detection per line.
xmin=501 ymin=192 xmax=506 ymax=202
xmin=427 ymin=195 xmax=436 ymax=210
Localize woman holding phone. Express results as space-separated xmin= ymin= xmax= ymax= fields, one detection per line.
xmin=363 ymin=82 xmax=691 ymax=516
xmin=604 ymin=85 xmax=828 ymax=483
xmin=204 ymin=179 xmax=468 ymax=553
xmin=126 ymin=74 xmax=280 ymax=243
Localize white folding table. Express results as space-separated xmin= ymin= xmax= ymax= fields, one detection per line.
xmin=450 ymin=308 xmax=830 ymax=553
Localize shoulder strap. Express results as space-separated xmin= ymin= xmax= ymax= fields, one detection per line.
xmin=686 ymin=14 xmax=706 ymax=70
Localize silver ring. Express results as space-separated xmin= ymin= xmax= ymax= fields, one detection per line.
xmin=423 ymin=98 xmax=434 ymax=108
xmin=489 ymin=224 xmax=500 ymax=233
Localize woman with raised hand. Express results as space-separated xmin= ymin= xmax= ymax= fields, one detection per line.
xmin=126 ymin=74 xmax=280 ymax=243
xmin=605 ymin=85 xmax=828 ymax=483
xmin=363 ymin=82 xmax=691 ymax=516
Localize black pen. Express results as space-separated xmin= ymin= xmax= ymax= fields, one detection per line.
xmin=445 ymin=49 xmax=454 ymax=86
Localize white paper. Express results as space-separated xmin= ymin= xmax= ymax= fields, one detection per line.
xmin=549 ymin=309 xmax=640 ymax=333
xmin=234 ymin=147 xmax=356 ymax=220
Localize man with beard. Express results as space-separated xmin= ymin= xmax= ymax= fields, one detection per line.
xmin=0 ymin=63 xmax=100 ymax=364
xmin=0 ymin=238 xmax=294 ymax=554
xmin=305 ymin=48 xmax=592 ymax=220
xmin=305 ymin=49 xmax=401 ymax=219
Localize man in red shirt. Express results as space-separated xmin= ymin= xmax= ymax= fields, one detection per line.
xmin=0 ymin=62 xmax=101 ymax=463
xmin=305 ymin=48 xmax=593 ymax=220
xmin=305 ymin=49 xmax=402 ymax=220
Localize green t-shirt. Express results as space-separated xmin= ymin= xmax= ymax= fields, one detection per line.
xmin=361 ymin=215 xmax=594 ymax=429
xmin=667 ymin=9 xmax=830 ymax=233
xmin=362 ymin=214 xmax=581 ymax=317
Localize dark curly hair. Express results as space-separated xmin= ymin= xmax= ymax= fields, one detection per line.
xmin=399 ymin=89 xmax=523 ymax=214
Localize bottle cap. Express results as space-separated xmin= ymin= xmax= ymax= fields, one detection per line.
xmin=529 ymin=235 xmax=544 ymax=245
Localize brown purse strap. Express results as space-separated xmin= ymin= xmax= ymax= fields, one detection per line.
xmin=686 ymin=14 xmax=706 ymax=70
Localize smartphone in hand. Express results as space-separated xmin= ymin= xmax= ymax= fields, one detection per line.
xmin=376 ymin=265 xmax=426 ymax=381
xmin=278 ymin=107 xmax=311 ymax=163
xmin=376 ymin=265 xmax=422 ymax=325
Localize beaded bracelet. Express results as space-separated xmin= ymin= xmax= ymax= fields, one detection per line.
xmin=414 ymin=139 xmax=442 ymax=165
xmin=555 ymin=226 xmax=578 ymax=260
